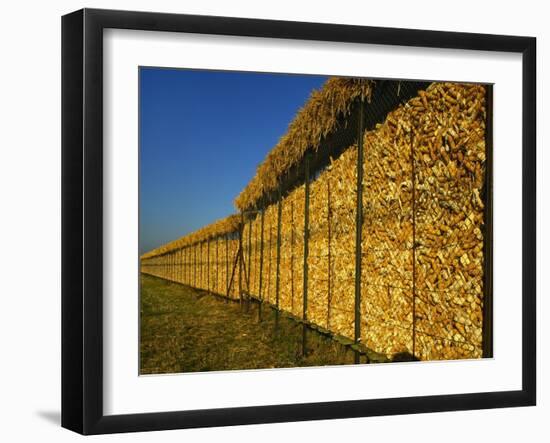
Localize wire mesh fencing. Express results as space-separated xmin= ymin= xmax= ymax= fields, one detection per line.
xmin=141 ymin=80 xmax=492 ymax=362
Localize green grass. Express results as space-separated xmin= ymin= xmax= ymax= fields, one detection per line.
xmin=140 ymin=274 xmax=366 ymax=374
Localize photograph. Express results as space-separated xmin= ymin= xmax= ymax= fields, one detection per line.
xmin=55 ymin=4 xmax=537 ymax=437
xmin=139 ymin=69 xmax=492 ymax=375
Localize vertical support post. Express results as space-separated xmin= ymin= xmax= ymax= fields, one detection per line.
xmin=238 ymin=215 xmax=243 ymax=308
xmin=275 ymin=187 xmax=282 ymax=327
xmin=258 ymin=205 xmax=265 ymax=322
xmin=225 ymin=234 xmax=229 ymax=303
xmin=207 ymin=238 xmax=211 ymax=294
xmin=194 ymin=244 xmax=197 ymax=288
xmin=411 ymin=131 xmax=417 ymax=359
xmin=291 ymin=201 xmax=295 ymax=313
xmin=303 ymin=153 xmax=311 ymax=357
xmin=482 ymin=84 xmax=493 ymax=358
xmin=199 ymin=243 xmax=202 ymax=288
xmin=199 ymin=243 xmax=202 ymax=289
xmin=247 ymin=215 xmax=253 ymax=310
xmin=327 ymin=179 xmax=332 ymax=329
xmin=267 ymin=223 xmax=272 ymax=305
xmin=354 ymin=100 xmax=365 ymax=364
xmin=216 ymin=237 xmax=219 ymax=295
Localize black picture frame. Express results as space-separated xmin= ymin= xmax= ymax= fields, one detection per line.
xmin=61 ymin=8 xmax=536 ymax=435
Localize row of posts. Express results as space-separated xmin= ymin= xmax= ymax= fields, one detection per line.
xmin=143 ymin=91 xmax=493 ymax=361
xmin=143 ymin=100 xmax=369 ymax=362
xmin=239 ymin=99 xmax=368 ymax=361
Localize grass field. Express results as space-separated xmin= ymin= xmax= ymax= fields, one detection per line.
xmin=139 ymin=273 xmax=376 ymax=374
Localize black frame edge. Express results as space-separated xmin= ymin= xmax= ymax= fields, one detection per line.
xmin=61 ymin=9 xmax=85 ymax=434
xmin=90 ymin=390 xmax=534 ymax=435
xmin=82 ymin=7 xmax=106 ymax=435
xmin=61 ymin=8 xmax=537 ymax=435
xmin=521 ymin=37 xmax=537 ymax=406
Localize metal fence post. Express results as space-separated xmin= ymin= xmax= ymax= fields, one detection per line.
xmin=207 ymin=238 xmax=211 ymax=294
xmin=258 ymin=206 xmax=265 ymax=322
xmin=327 ymin=179 xmax=332 ymax=329
xmin=354 ymin=100 xmax=365 ymax=364
xmin=482 ymin=84 xmax=494 ymax=358
xmin=239 ymin=215 xmax=243 ymax=308
xmin=291 ymin=201 xmax=295 ymax=313
xmin=247 ymin=216 xmax=253 ymax=310
xmin=225 ymin=234 xmax=229 ymax=303
xmin=303 ymin=153 xmax=311 ymax=357
xmin=411 ymin=130 xmax=417 ymax=359
xmin=267 ymin=222 xmax=272 ymax=306
xmin=275 ymin=187 xmax=282 ymax=327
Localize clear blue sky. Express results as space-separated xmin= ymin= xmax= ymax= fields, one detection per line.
xmin=139 ymin=67 xmax=328 ymax=254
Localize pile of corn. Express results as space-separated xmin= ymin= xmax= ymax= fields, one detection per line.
xmin=235 ymin=78 xmax=373 ymax=211
xmin=360 ymin=82 xmax=487 ymax=359
xmin=142 ymin=79 xmax=488 ymax=361
xmin=141 ymin=215 xmax=241 ymax=299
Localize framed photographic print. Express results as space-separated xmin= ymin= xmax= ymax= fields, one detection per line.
xmin=61 ymin=8 xmax=536 ymax=435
